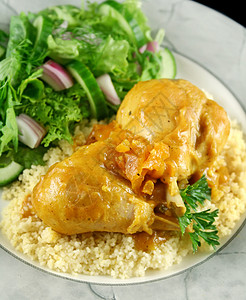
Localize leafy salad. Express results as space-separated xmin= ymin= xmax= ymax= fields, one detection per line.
xmin=0 ymin=0 xmax=176 ymax=186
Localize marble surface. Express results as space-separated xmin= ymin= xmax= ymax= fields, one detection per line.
xmin=0 ymin=0 xmax=246 ymax=299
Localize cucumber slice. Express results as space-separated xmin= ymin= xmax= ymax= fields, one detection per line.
xmin=158 ymin=48 xmax=176 ymax=79
xmin=67 ymin=61 xmax=108 ymax=120
xmin=0 ymin=161 xmax=24 ymax=187
xmin=98 ymin=0 xmax=147 ymax=47
xmin=33 ymin=15 xmax=53 ymax=52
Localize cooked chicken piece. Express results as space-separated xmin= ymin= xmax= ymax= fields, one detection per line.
xmin=87 ymin=79 xmax=230 ymax=215
xmin=32 ymin=139 xmax=179 ymax=235
xmin=32 ymin=79 xmax=230 ymax=235
xmin=116 ymin=79 xmax=230 ymax=208
xmin=117 ymin=79 xmax=230 ymax=178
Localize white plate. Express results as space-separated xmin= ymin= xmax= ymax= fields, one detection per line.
xmin=1 ymin=52 xmax=245 ymax=285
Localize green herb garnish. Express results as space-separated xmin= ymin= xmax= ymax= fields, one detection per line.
xmin=178 ymin=175 xmax=220 ymax=252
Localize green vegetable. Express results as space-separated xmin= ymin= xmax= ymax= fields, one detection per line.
xmin=0 ymin=13 xmax=50 ymax=157
xmin=37 ymin=5 xmax=82 ymax=27
xmin=47 ymin=35 xmax=81 ymax=63
xmin=92 ymin=36 xmax=129 ymax=76
xmin=18 ymin=69 xmax=44 ymax=101
xmin=0 ymin=56 xmax=18 ymax=83
xmin=48 ymin=29 xmax=130 ymax=77
xmin=0 ymin=29 xmax=8 ymax=45
xmin=12 ymin=145 xmax=47 ymax=169
xmin=0 ymin=0 xmax=175 ymax=186
xmin=5 ymin=14 xmax=35 ymax=85
xmin=178 ymin=175 xmax=220 ymax=252
xmin=0 ymin=45 xmax=5 ymax=60
xmin=0 ymin=84 xmax=18 ymax=156
xmin=158 ymin=48 xmax=176 ymax=79
xmin=0 ymin=160 xmax=24 ymax=186
xmin=3 ymin=13 xmax=47 ymax=87
xmin=6 ymin=13 xmax=36 ymax=58
xmin=0 ymin=29 xmax=7 ymax=60
xmin=0 ymin=154 xmax=11 ymax=168
xmin=16 ymin=83 xmax=90 ymax=147
xmin=67 ymin=60 xmax=108 ymax=120
xmin=139 ymin=50 xmax=162 ymax=81
xmin=98 ymin=0 xmax=148 ymax=47
xmin=32 ymin=15 xmax=53 ymax=57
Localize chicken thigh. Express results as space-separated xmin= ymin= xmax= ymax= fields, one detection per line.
xmin=89 ymin=79 xmax=230 ymax=214
xmin=32 ymin=79 xmax=230 ymax=235
xmin=116 ymin=79 xmax=230 ymax=182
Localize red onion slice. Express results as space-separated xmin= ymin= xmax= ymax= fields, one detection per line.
xmin=139 ymin=44 xmax=147 ymax=54
xmin=96 ymin=74 xmax=121 ymax=105
xmin=139 ymin=41 xmax=159 ymax=54
xmin=16 ymin=114 xmax=46 ymax=149
xmin=146 ymin=41 xmax=159 ymax=53
xmin=41 ymin=60 xmax=73 ymax=91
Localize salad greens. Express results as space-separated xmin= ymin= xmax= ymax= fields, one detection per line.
xmin=0 ymin=29 xmax=8 ymax=59
xmin=0 ymin=0 xmax=176 ymax=185
xmin=16 ymin=83 xmax=89 ymax=147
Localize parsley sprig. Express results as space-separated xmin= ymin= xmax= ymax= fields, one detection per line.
xmin=178 ymin=175 xmax=220 ymax=252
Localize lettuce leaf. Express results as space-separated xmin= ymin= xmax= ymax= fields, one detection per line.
xmin=0 ymin=84 xmax=18 ymax=156
xmin=17 ymin=69 xmax=44 ymax=101
xmin=0 ymin=29 xmax=8 ymax=60
xmin=16 ymin=83 xmax=90 ymax=146
xmin=139 ymin=51 xmax=162 ymax=81
xmin=48 ymin=28 xmax=129 ymax=78
xmin=47 ymin=35 xmax=80 ymax=63
xmin=6 ymin=13 xmax=36 ymax=58
xmin=91 ymin=36 xmax=129 ymax=76
xmin=12 ymin=145 xmax=47 ymax=169
xmin=0 ymin=29 xmax=8 ymax=46
xmin=37 ymin=5 xmax=82 ymax=27
xmin=3 ymin=13 xmax=48 ymax=87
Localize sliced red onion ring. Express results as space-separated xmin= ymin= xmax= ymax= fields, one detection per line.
xmin=16 ymin=114 xmax=46 ymax=149
xmin=146 ymin=40 xmax=159 ymax=53
xmin=96 ymin=74 xmax=121 ymax=105
xmin=138 ymin=44 xmax=147 ymax=54
xmin=139 ymin=41 xmax=159 ymax=54
xmin=41 ymin=60 xmax=73 ymax=91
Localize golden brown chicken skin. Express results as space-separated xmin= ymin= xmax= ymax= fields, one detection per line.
xmin=32 ymin=141 xmax=153 ymax=235
xmin=32 ymin=79 xmax=230 ymax=235
xmin=88 ymin=79 xmax=230 ymax=214
xmin=116 ymin=79 xmax=230 ymax=182
xmin=32 ymin=137 xmax=180 ymax=235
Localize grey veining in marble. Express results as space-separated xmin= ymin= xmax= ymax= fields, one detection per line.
xmin=0 ymin=0 xmax=246 ymax=299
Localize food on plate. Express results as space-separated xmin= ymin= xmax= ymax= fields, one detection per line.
xmin=0 ymin=0 xmax=246 ymax=280
xmin=32 ymin=79 xmax=229 ymax=240
xmin=1 ymin=77 xmax=246 ymax=279
xmin=0 ymin=0 xmax=176 ymax=186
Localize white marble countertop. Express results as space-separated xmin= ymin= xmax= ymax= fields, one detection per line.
xmin=0 ymin=0 xmax=245 ymax=299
